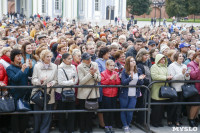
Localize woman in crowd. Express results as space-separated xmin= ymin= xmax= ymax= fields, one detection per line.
xmin=135 ymin=48 xmax=151 ymax=125
xmin=95 ymin=47 xmax=110 ymax=129
xmin=31 ymin=49 xmax=57 ymax=133
xmin=57 ymin=53 xmax=78 ymax=133
xmin=72 ymin=49 xmax=82 ymax=69
xmin=168 ymin=52 xmax=190 ymax=126
xmin=187 ymin=52 xmax=200 ymax=127
xmin=101 ymin=59 xmax=121 ymax=133
xmin=77 ymin=53 xmax=101 ymax=133
xmin=120 ymin=56 xmax=145 ymax=133
xmin=184 ymin=50 xmax=195 ymax=65
xmin=0 ymin=47 xmax=12 ymax=69
xmin=150 ymin=54 xmax=173 ymax=127
xmin=54 ymin=44 xmax=68 ymax=65
xmin=149 ymin=48 xmax=159 ymax=65
xmin=6 ymin=49 xmax=33 ymax=133
xmin=114 ymin=50 xmax=126 ymax=77
xmin=21 ymin=42 xmax=37 ymax=68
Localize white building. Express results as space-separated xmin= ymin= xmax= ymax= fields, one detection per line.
xmin=0 ymin=0 xmax=126 ymax=21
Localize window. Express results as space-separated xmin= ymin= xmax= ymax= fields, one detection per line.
xmin=55 ymin=0 xmax=60 ymax=10
xmin=42 ymin=0 xmax=46 ymax=13
xmin=95 ymin=0 xmax=100 ymax=11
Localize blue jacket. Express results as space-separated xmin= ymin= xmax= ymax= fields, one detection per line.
xmin=6 ymin=64 xmax=33 ymax=100
xmin=95 ymin=58 xmax=107 ymax=73
xmin=119 ymin=69 xmax=144 ymax=99
xmin=21 ymin=54 xmax=37 ymax=68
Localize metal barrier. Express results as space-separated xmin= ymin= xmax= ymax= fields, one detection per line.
xmin=0 ymin=85 xmax=152 ymax=133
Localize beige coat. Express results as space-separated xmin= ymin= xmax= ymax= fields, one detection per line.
xmin=77 ymin=62 xmax=101 ymax=99
xmin=56 ymin=62 xmax=78 ymax=93
xmin=31 ymin=62 xmax=58 ymax=104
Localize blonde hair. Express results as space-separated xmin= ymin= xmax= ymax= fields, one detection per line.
xmin=0 ymin=47 xmax=12 ymax=57
xmin=40 ymin=49 xmax=53 ymax=61
xmin=106 ymin=59 xmax=115 ymax=67
xmin=72 ymin=49 xmax=81 ymax=56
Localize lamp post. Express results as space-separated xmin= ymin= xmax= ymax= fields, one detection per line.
xmin=157 ymin=0 xmax=165 ymax=26
xmin=152 ymin=0 xmax=165 ymax=26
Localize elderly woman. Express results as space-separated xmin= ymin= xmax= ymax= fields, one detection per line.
xmin=77 ymin=53 xmax=101 ymax=133
xmin=31 ymin=49 xmax=57 ymax=133
xmin=135 ymin=48 xmax=151 ymax=125
xmin=72 ymin=49 xmax=81 ymax=68
xmin=57 ymin=53 xmax=78 ymax=133
xmin=168 ymin=52 xmax=190 ymax=127
xmin=150 ymin=54 xmax=173 ymax=127
xmin=0 ymin=47 xmax=12 ymax=69
xmin=187 ymin=52 xmax=200 ymax=127
xmin=6 ymin=49 xmax=33 ymax=133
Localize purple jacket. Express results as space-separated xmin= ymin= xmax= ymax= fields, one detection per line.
xmin=187 ymin=61 xmax=200 ymax=94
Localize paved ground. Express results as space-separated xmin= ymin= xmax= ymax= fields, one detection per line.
xmin=87 ymin=20 xmax=199 ymax=28
xmin=45 ymin=116 xmax=200 ymax=133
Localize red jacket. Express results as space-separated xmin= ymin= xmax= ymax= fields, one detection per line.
xmin=0 ymin=64 xmax=8 ymax=85
xmin=101 ymin=69 xmax=121 ymax=97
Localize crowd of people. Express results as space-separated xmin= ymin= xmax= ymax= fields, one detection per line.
xmin=0 ymin=15 xmax=200 ymax=133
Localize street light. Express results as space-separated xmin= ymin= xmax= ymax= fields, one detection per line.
xmin=157 ymin=0 xmax=165 ymax=26
xmin=152 ymin=0 xmax=165 ymax=26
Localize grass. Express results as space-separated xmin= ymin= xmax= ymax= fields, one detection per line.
xmin=128 ymin=18 xmax=200 ymax=23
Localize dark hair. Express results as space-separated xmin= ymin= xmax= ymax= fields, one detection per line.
xmin=173 ymin=52 xmax=181 ymax=61
xmin=192 ymin=51 xmax=200 ymax=61
xmin=62 ymin=53 xmax=71 ymax=60
xmin=10 ymin=49 xmax=22 ymax=62
xmin=17 ymin=36 xmax=24 ymax=43
xmin=134 ymin=38 xmax=143 ymax=44
xmin=114 ymin=50 xmax=124 ymax=60
xmin=127 ymin=38 xmax=134 ymax=43
xmin=87 ymin=35 xmax=94 ymax=41
xmin=21 ymin=42 xmax=38 ymax=61
xmin=98 ymin=47 xmax=109 ymax=58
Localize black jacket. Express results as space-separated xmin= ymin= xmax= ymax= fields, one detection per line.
xmin=125 ymin=46 xmax=137 ymax=58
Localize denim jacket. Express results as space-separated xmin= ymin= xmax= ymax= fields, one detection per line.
xmin=119 ymin=68 xmax=144 ymax=99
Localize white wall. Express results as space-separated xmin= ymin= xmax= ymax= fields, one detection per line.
xmin=0 ymin=0 xmax=2 ymax=19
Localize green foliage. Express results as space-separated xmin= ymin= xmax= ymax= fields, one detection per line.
xmin=127 ymin=0 xmax=151 ymax=16
xmin=188 ymin=0 xmax=200 ymax=15
xmin=165 ymin=0 xmax=189 ymax=18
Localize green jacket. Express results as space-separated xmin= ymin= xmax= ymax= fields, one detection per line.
xmin=150 ymin=54 xmax=169 ymax=100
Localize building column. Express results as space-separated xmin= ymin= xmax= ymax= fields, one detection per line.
xmin=122 ymin=0 xmax=127 ymax=20
xmin=33 ymin=0 xmax=37 ymax=15
xmin=47 ymin=0 xmax=52 ymax=19
xmin=2 ymin=0 xmax=8 ymax=15
xmin=0 ymin=0 xmax=2 ymax=19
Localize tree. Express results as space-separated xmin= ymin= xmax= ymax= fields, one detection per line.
xmin=188 ymin=0 xmax=200 ymax=21
xmin=165 ymin=0 xmax=189 ymax=20
xmin=127 ymin=0 xmax=151 ymax=16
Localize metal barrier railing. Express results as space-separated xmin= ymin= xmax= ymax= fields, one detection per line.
xmin=0 ymin=85 xmax=152 ymax=133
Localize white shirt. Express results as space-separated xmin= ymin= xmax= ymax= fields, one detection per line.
xmin=128 ymin=73 xmax=138 ymax=96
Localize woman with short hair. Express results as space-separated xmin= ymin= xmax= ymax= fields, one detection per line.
xmin=0 ymin=47 xmax=12 ymax=69
xmin=31 ymin=49 xmax=57 ymax=133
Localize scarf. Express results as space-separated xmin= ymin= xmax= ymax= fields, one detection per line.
xmin=1 ymin=55 xmax=11 ymax=64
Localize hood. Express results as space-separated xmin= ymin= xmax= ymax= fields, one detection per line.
xmin=155 ymin=54 xmax=168 ymax=66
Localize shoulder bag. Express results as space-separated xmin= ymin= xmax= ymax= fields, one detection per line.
xmin=159 ymin=82 xmax=177 ymax=98
xmin=181 ymin=83 xmax=198 ymax=98
xmin=61 ymin=68 xmax=75 ymax=102
xmin=0 ymin=90 xmax=15 ymax=112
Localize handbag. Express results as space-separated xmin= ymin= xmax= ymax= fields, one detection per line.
xmin=31 ymin=89 xmax=51 ymax=108
xmin=182 ymin=84 xmax=198 ymax=98
xmin=61 ymin=68 xmax=75 ymax=102
xmin=16 ymin=99 xmax=31 ymax=111
xmin=0 ymin=96 xmax=15 ymax=112
xmin=159 ymin=82 xmax=177 ymax=98
xmin=85 ymin=83 xmax=99 ymax=110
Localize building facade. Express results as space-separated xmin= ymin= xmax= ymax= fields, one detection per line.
xmin=1 ymin=0 xmax=126 ymax=21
